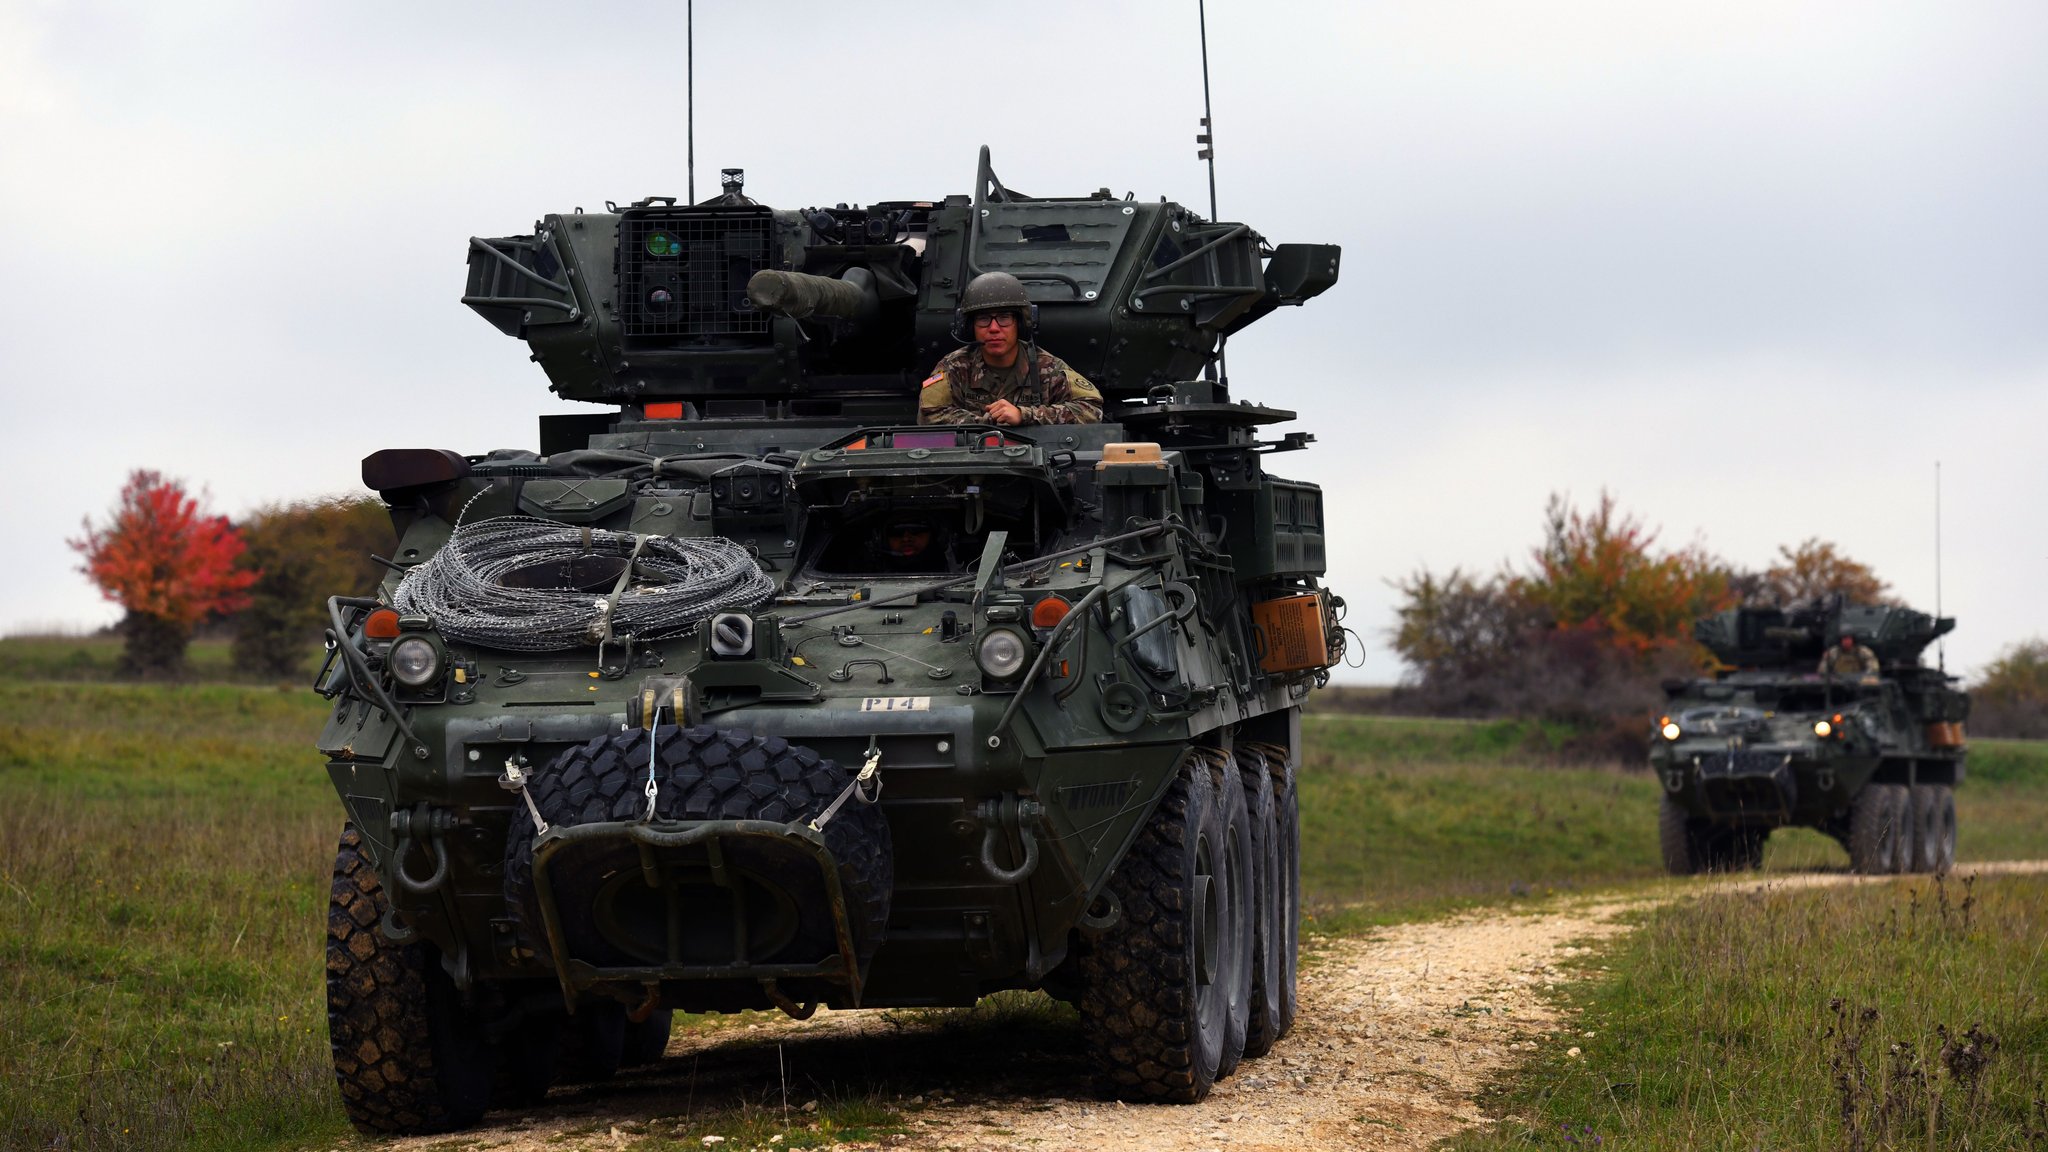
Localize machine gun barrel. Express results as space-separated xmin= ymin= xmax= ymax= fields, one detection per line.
xmin=746 ymin=268 xmax=877 ymax=322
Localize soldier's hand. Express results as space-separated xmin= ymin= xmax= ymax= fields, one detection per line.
xmin=984 ymin=399 xmax=1023 ymax=426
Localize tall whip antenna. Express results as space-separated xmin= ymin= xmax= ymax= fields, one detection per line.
xmin=687 ymin=0 xmax=696 ymax=204
xmin=1935 ymin=460 xmax=1945 ymax=672
xmin=1197 ymin=0 xmax=1218 ymax=222
xmin=1196 ymin=0 xmax=1226 ymax=383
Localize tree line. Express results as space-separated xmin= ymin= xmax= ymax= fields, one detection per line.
xmin=70 ymin=470 xmax=390 ymax=679
xmin=64 ymin=472 xmax=2048 ymax=740
xmin=1385 ymin=491 xmax=2044 ymax=747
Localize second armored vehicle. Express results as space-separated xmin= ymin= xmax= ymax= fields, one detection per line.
xmin=1652 ymin=600 xmax=1968 ymax=875
xmin=317 ymin=150 xmax=1344 ymax=1132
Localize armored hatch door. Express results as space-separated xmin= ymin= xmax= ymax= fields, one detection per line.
xmin=975 ymin=200 xmax=1138 ymax=304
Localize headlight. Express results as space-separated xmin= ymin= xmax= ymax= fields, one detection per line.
xmin=976 ymin=628 xmax=1030 ymax=680
xmin=389 ymin=635 xmax=444 ymax=687
xmin=1660 ymin=721 xmax=1681 ymax=741
xmin=1813 ymin=719 xmax=1833 ymax=738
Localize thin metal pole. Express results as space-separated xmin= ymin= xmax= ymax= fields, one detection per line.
xmin=1198 ymin=0 xmax=1226 ymax=385
xmin=1198 ymin=0 xmax=1218 ymax=222
xmin=687 ymin=0 xmax=696 ymax=204
xmin=1935 ymin=460 xmax=1945 ymax=671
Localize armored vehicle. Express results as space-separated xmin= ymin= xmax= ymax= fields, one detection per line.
xmin=1651 ymin=600 xmax=1968 ymax=876
xmin=318 ymin=150 xmax=1344 ymax=1133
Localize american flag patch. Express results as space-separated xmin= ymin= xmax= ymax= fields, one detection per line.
xmin=921 ymin=372 xmax=945 ymax=389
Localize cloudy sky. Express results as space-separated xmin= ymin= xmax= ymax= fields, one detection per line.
xmin=3 ymin=0 xmax=2042 ymax=684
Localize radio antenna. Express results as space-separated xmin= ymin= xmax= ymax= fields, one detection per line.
xmin=1197 ymin=0 xmax=1219 ymax=222
xmin=687 ymin=0 xmax=696 ymax=204
xmin=1196 ymin=0 xmax=1226 ymax=384
xmin=1935 ymin=460 xmax=1945 ymax=672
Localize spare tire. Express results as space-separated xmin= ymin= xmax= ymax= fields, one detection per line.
xmin=504 ymin=726 xmax=892 ymax=986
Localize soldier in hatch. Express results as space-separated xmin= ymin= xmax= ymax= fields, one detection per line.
xmin=919 ymin=272 xmax=1103 ymax=427
xmin=1819 ymin=635 xmax=1882 ymax=682
xmin=870 ymin=516 xmax=949 ymax=573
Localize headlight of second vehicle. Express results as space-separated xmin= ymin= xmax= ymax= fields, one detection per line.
xmin=389 ymin=635 xmax=444 ymax=687
xmin=976 ymin=628 xmax=1030 ymax=680
xmin=1659 ymin=718 xmax=1681 ymax=741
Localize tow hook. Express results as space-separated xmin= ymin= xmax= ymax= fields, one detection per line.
xmin=976 ymin=794 xmax=1044 ymax=884
xmin=389 ymin=803 xmax=458 ymax=895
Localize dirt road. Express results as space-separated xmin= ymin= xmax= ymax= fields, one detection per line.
xmin=393 ymin=862 xmax=2047 ymax=1152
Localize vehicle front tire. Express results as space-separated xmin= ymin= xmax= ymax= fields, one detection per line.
xmin=1077 ymin=753 xmax=1239 ymax=1102
xmin=1658 ymin=795 xmax=1704 ymax=875
xmin=326 ymin=824 xmax=493 ymax=1135
xmin=1848 ymin=784 xmax=1905 ymax=875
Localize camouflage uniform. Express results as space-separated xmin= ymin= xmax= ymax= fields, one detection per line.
xmin=918 ymin=345 xmax=1103 ymax=426
xmin=1819 ymin=643 xmax=1881 ymax=679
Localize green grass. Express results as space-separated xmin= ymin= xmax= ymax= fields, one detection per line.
xmin=1298 ymin=715 xmax=1665 ymax=933
xmin=2 ymin=685 xmax=2043 ymax=1151
xmin=1298 ymin=715 xmax=2048 ymax=934
xmin=1448 ymin=873 xmax=2048 ymax=1151
xmin=0 ymin=683 xmax=342 ymax=1152
xmin=0 ymin=634 xmax=324 ymax=684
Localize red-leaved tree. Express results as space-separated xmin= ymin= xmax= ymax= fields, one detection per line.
xmin=69 ymin=470 xmax=259 ymax=677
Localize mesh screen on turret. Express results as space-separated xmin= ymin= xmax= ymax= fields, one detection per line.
xmin=618 ymin=211 xmax=773 ymax=340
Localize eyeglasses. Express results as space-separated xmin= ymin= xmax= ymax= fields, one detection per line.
xmin=971 ymin=312 xmax=1018 ymax=330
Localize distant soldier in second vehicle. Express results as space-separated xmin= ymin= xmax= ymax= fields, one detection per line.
xmin=1819 ymin=635 xmax=1881 ymax=682
xmin=920 ymin=271 xmax=1103 ymax=427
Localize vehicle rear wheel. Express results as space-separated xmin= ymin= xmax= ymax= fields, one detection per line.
xmin=1238 ymin=750 xmax=1284 ymax=1061
xmin=1739 ymin=828 xmax=1768 ymax=871
xmin=1848 ymin=784 xmax=1905 ymax=874
xmin=622 ymin=1008 xmax=675 ymax=1066
xmin=1077 ymin=753 xmax=1239 ymax=1102
xmin=491 ymin=1010 xmax=564 ymax=1107
xmin=556 ymin=1001 xmax=626 ymax=1084
xmin=1271 ymin=750 xmax=1301 ymax=1039
xmin=1912 ymin=784 xmax=1956 ymax=874
xmin=503 ymin=726 xmax=892 ymax=984
xmin=1216 ymin=760 xmax=1254 ymax=1078
xmin=326 ymin=824 xmax=493 ymax=1134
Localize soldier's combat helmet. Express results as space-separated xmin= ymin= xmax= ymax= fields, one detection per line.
xmin=954 ymin=271 xmax=1037 ymax=340
xmin=960 ymin=271 xmax=1031 ymax=315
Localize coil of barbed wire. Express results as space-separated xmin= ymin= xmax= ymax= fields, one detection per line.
xmin=393 ymin=517 xmax=774 ymax=651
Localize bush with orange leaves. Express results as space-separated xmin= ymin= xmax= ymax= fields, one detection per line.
xmin=1518 ymin=492 xmax=1735 ymax=658
xmin=70 ymin=470 xmax=259 ymax=677
xmin=1384 ymin=491 xmax=1919 ymax=757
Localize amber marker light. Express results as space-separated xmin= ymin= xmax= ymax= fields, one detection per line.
xmin=364 ymin=609 xmax=401 ymax=639
xmin=1031 ymin=596 xmax=1072 ymax=629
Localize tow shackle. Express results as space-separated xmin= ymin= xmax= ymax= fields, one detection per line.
xmin=389 ymin=803 xmax=457 ymax=896
xmin=976 ymin=795 xmax=1045 ymax=884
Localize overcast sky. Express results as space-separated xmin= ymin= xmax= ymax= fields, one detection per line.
xmin=3 ymin=0 xmax=2043 ymax=684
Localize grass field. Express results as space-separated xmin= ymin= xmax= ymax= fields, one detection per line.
xmin=1298 ymin=715 xmax=2048 ymax=931
xmin=1448 ymin=873 xmax=2048 ymax=1150
xmin=2 ymin=685 xmax=2043 ymax=1150
xmin=0 ymin=634 xmax=324 ymax=684
xmin=0 ymin=684 xmax=340 ymax=1152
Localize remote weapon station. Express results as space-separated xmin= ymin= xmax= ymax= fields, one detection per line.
xmin=1652 ymin=600 xmax=1968 ymax=876
xmin=319 ymin=150 xmax=1344 ymax=1132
